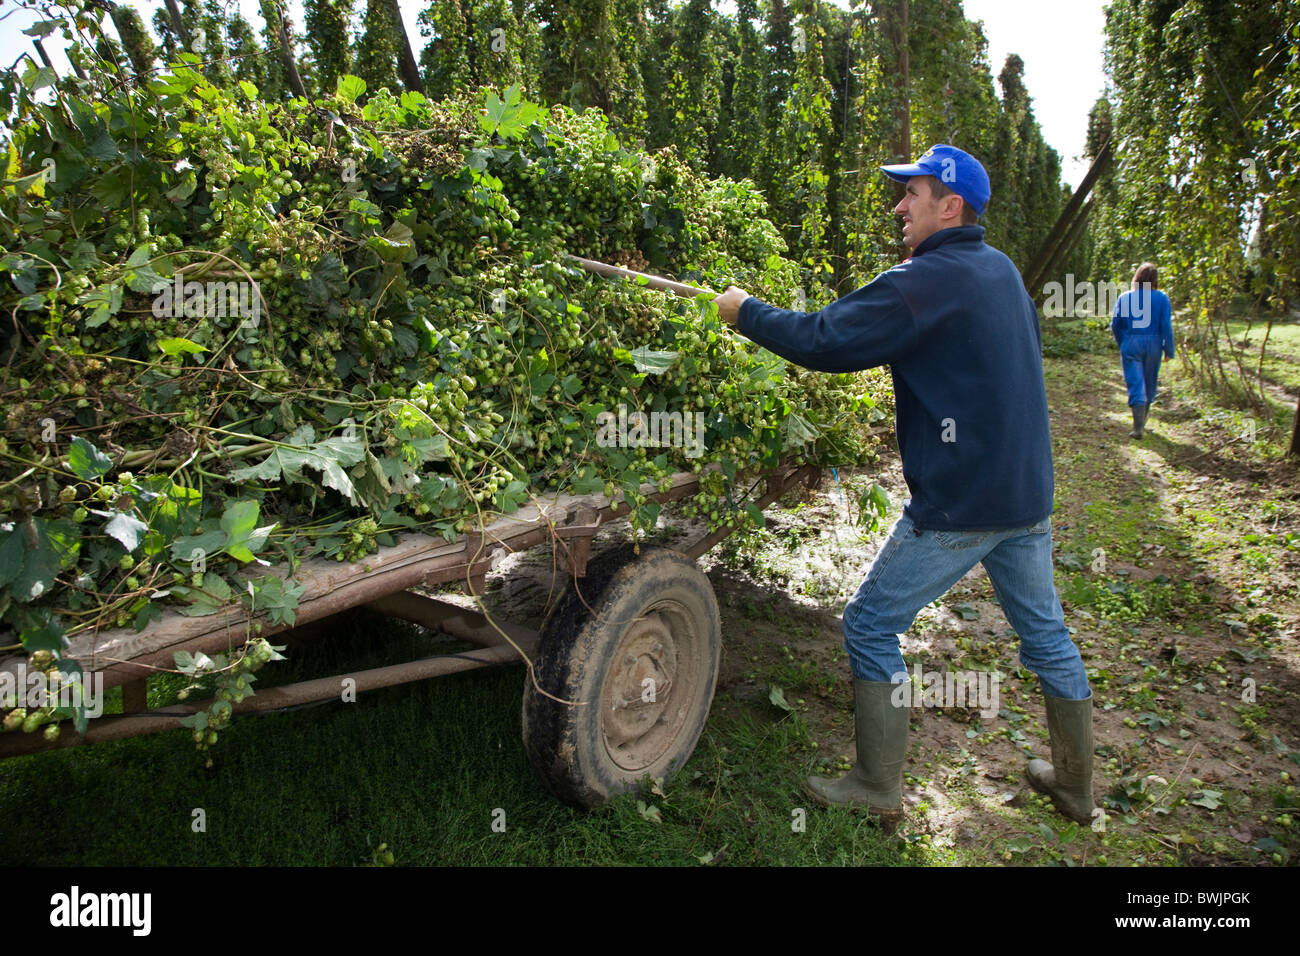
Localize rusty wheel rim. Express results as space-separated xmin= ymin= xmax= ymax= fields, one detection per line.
xmin=600 ymin=600 xmax=700 ymax=772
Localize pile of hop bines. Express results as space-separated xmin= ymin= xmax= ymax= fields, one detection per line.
xmin=0 ymin=68 xmax=888 ymax=744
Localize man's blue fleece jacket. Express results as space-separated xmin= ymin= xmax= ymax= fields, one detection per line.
xmin=737 ymin=224 xmax=1054 ymax=531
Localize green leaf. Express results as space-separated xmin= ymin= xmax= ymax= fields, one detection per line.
xmin=570 ymin=469 xmax=605 ymax=496
xmin=628 ymin=348 xmax=679 ymax=375
xmin=84 ymin=131 xmax=119 ymax=162
xmin=635 ymin=800 xmax=663 ymax=824
xmin=66 ymin=240 xmax=99 ymax=271
xmin=782 ymin=413 xmax=819 ymax=449
xmin=367 ymin=221 xmax=415 ymax=262
xmin=0 ymin=525 xmax=27 ymax=589
xmin=68 ymin=436 xmax=112 ymax=479
xmin=336 ymin=74 xmax=366 ymax=104
xmin=494 ymin=480 xmax=529 ymax=514
xmin=220 ymin=500 xmax=259 ymax=544
xmin=170 ymin=529 xmax=226 ymax=564
xmin=157 ymin=337 xmax=207 ymax=358
xmin=479 ymin=84 xmax=542 ymax=141
xmin=104 ymin=511 xmax=148 ymax=553
xmin=1136 ymin=711 xmax=1170 ymax=730
xmin=22 ymin=19 xmax=59 ymax=38
xmin=5 ymin=169 xmax=47 ymax=198
xmin=20 ymin=614 xmax=66 ymax=654
xmin=40 ymin=518 xmax=80 ymax=568
xmin=247 ymin=575 xmax=305 ymax=627
xmin=79 ymin=282 xmax=123 ymax=328
xmin=10 ymin=520 xmax=68 ymax=602
xmin=52 ymin=660 xmax=92 ymax=733
xmin=165 ymin=174 xmax=197 ymax=202
xmin=1189 ymin=789 xmax=1222 ymax=810
xmin=135 ymin=601 xmax=163 ymax=631
xmin=179 ymin=712 xmax=209 ymax=730
xmin=480 ymin=90 xmax=507 ymax=135
xmin=177 ymin=574 xmax=232 ymax=615
xmin=174 ymin=649 xmax=212 ymax=674
xmin=636 ymin=500 xmax=661 ymax=527
xmin=399 ymin=90 xmax=428 ymax=113
xmin=768 ymin=685 xmax=794 ymax=712
xmin=229 ymin=426 xmax=365 ymax=504
xmin=220 ymin=500 xmax=275 ymax=563
xmin=199 ymin=573 xmax=232 ymax=603
xmin=8 ymin=258 xmax=38 ymax=295
xmin=405 ymin=436 xmax=448 ymax=462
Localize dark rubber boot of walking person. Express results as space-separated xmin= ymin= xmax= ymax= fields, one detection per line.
xmin=1128 ymin=403 xmax=1147 ymax=439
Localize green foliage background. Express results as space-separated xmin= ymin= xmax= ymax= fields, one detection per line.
xmin=96 ymin=0 xmax=1069 ymax=292
xmin=1080 ymin=0 xmax=1299 ymax=416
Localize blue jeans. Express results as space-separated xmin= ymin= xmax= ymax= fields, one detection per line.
xmin=1120 ymin=336 xmax=1164 ymax=406
xmin=842 ymin=513 xmax=1091 ymax=700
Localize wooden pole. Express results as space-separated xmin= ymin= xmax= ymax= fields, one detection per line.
xmin=384 ymin=0 xmax=424 ymax=94
xmin=876 ymin=0 xmax=910 ymax=259
xmin=34 ymin=37 xmax=85 ymax=79
xmin=0 ymin=641 xmax=537 ymax=758
xmin=162 ymin=0 xmax=192 ymax=49
xmin=1037 ymin=198 xmax=1095 ymax=310
xmin=261 ymin=0 xmax=307 ymax=99
xmin=565 ymin=255 xmax=716 ymax=300
xmin=1022 ymin=137 xmax=1113 ymax=294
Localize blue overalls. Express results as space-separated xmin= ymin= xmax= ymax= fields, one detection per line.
xmin=1112 ymin=288 xmax=1174 ymax=406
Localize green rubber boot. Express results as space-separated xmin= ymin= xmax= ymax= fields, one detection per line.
xmin=1128 ymin=403 xmax=1147 ymax=439
xmin=1026 ymin=694 xmax=1095 ymax=824
xmin=806 ymin=680 xmax=909 ymax=824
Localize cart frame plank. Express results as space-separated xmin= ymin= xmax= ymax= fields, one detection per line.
xmin=0 ymin=461 xmax=820 ymax=758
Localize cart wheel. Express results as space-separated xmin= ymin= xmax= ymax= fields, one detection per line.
xmin=522 ymin=546 xmax=722 ymax=808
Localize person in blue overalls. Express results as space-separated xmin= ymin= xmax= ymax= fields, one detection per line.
xmin=1111 ymin=262 xmax=1175 ymax=438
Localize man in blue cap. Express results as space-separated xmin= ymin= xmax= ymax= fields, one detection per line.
xmin=715 ymin=145 xmax=1094 ymax=827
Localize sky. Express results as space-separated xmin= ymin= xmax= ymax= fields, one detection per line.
xmin=960 ymin=0 xmax=1110 ymax=189
xmin=0 ymin=0 xmax=1110 ymax=187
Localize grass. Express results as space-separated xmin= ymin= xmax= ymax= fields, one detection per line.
xmin=1039 ymin=316 xmax=1114 ymax=359
xmin=0 ymin=611 xmax=909 ymax=866
xmin=1222 ymin=317 xmax=1300 ymax=394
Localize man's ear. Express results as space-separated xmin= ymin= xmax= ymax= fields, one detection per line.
xmin=942 ymin=194 xmax=965 ymax=223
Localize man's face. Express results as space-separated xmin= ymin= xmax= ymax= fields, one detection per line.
xmin=893 ymin=176 xmax=962 ymax=249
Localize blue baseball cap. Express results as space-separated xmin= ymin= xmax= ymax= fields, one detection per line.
xmin=880 ymin=144 xmax=991 ymax=217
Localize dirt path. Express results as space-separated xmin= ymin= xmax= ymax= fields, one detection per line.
xmin=478 ymin=345 xmax=1300 ymax=865
xmin=700 ymin=347 xmax=1300 ymax=865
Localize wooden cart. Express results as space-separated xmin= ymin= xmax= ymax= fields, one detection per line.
xmin=0 ymin=460 xmax=820 ymax=807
